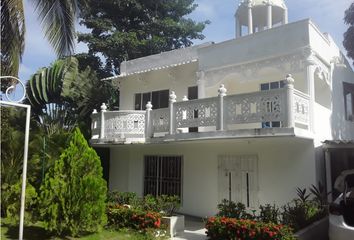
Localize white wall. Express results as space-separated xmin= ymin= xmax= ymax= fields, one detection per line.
xmin=109 ymin=137 xmax=316 ymax=217
xmin=119 ymin=62 xmax=198 ymax=110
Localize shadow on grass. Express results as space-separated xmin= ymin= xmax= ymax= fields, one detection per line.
xmin=2 ymin=223 xmax=64 ymax=240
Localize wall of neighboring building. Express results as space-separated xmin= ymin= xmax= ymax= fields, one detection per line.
xmin=109 ymin=137 xmax=316 ymax=217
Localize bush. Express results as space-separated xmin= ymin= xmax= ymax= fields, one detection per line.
xmin=39 ymin=128 xmax=107 ymax=236
xmin=217 ymin=199 xmax=254 ymax=219
xmin=108 ymin=191 xmax=141 ymax=206
xmin=282 ymin=199 xmax=326 ymax=231
xmin=107 ymin=204 xmax=162 ymax=231
xmin=205 ymin=217 xmax=296 ymax=240
xmin=258 ymin=204 xmax=280 ymax=224
xmin=157 ymin=195 xmax=180 ymax=216
xmin=1 ymin=180 xmax=37 ymax=223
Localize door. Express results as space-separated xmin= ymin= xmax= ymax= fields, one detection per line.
xmin=218 ymin=154 xmax=258 ymax=208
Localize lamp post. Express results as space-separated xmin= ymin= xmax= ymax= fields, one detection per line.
xmin=0 ymin=76 xmax=31 ymax=240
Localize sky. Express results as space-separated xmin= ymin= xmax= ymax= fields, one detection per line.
xmin=18 ymin=0 xmax=353 ymax=84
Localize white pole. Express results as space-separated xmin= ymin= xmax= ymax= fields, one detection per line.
xmin=247 ymin=4 xmax=253 ymax=34
xmin=19 ymin=105 xmax=31 ymax=240
xmin=267 ymin=4 xmax=272 ymax=29
xmin=0 ymin=76 xmax=30 ymax=240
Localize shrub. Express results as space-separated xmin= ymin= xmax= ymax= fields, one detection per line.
xmin=107 ymin=204 xmax=162 ymax=231
xmin=217 ymin=199 xmax=254 ymax=219
xmin=1 ymin=180 xmax=37 ymax=223
xmin=108 ymin=191 xmax=141 ymax=206
xmin=205 ymin=217 xmax=296 ymax=240
xmin=143 ymin=194 xmax=159 ymax=212
xmin=282 ymin=199 xmax=326 ymax=231
xmin=39 ymin=128 xmax=107 ymax=236
xmin=157 ymin=195 xmax=180 ymax=216
xmin=258 ymin=204 xmax=280 ymax=224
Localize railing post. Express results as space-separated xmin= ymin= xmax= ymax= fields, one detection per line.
xmin=284 ymin=74 xmax=295 ymax=128
xmin=169 ymin=91 xmax=177 ymax=135
xmin=217 ymin=84 xmax=227 ymax=131
xmin=145 ymin=101 xmax=153 ymax=139
xmin=100 ymin=103 xmax=107 ymax=139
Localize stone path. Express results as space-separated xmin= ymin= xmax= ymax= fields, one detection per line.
xmin=173 ymin=216 xmax=207 ymax=240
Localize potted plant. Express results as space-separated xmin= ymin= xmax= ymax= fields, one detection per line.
xmin=158 ymin=195 xmax=184 ymax=237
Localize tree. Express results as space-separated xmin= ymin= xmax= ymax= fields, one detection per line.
xmin=25 ymin=56 xmax=116 ymax=136
xmin=344 ymin=2 xmax=354 ymax=65
xmin=78 ymin=0 xmax=209 ymax=74
xmin=39 ymin=128 xmax=107 ymax=236
xmin=1 ymin=0 xmax=85 ymax=80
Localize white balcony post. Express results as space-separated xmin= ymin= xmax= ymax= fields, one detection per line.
xmin=169 ymin=91 xmax=177 ymax=135
xmin=217 ymin=84 xmax=227 ymax=131
xmin=248 ymin=3 xmax=253 ymax=34
xmin=282 ymin=8 xmax=288 ymax=25
xmin=145 ymin=101 xmax=153 ymax=138
xmin=284 ymin=74 xmax=295 ymax=128
xmin=267 ymin=2 xmax=272 ymax=29
xmin=100 ymin=103 xmax=107 ymax=139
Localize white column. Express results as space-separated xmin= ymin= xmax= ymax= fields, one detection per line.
xmin=217 ymin=84 xmax=227 ymax=131
xmin=169 ymin=91 xmax=177 ymax=135
xmin=100 ymin=103 xmax=107 ymax=139
xmin=284 ymin=74 xmax=295 ymax=128
xmin=282 ymin=8 xmax=288 ymax=24
xmin=247 ymin=4 xmax=253 ymax=34
xmin=305 ymin=59 xmax=316 ymax=133
xmin=196 ymin=71 xmax=206 ymax=99
xmin=145 ymin=101 xmax=152 ymax=139
xmin=267 ymin=4 xmax=272 ymax=29
xmin=325 ymin=149 xmax=333 ymax=202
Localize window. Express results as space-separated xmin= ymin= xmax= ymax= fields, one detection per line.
xmin=260 ymin=80 xmax=285 ymax=128
xmin=144 ymin=155 xmax=182 ymax=198
xmin=343 ymin=82 xmax=354 ymax=121
xmin=135 ymin=89 xmax=169 ymax=110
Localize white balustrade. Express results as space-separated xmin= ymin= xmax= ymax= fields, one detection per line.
xmin=100 ymin=111 xmax=146 ymax=141
xmin=293 ymin=89 xmax=310 ymax=126
xmin=174 ymin=97 xmax=218 ymax=128
xmin=91 ymin=75 xmax=312 ymax=142
xmin=151 ymin=108 xmax=170 ymax=133
xmin=224 ymin=88 xmax=287 ymax=125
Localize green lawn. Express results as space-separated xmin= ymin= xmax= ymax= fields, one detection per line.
xmin=1 ymin=220 xmax=157 ymax=240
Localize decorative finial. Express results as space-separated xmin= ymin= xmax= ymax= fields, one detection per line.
xmin=100 ymin=103 xmax=107 ymax=112
xmin=218 ymin=84 xmax=227 ymax=97
xmin=284 ymin=74 xmax=295 ymax=86
xmin=182 ymin=96 xmax=189 ymax=101
xmin=169 ymin=91 xmax=177 ymax=103
xmin=146 ymin=101 xmax=153 ymax=110
xmin=92 ymin=109 xmax=98 ymax=114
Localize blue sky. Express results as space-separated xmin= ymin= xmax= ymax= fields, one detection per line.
xmin=19 ymin=0 xmax=353 ymax=82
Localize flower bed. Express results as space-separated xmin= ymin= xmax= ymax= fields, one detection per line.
xmin=205 ymin=217 xmax=296 ymax=240
xmin=107 ymin=204 xmax=162 ymax=231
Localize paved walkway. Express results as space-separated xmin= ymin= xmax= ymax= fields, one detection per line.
xmin=173 ymin=216 xmax=207 ymax=240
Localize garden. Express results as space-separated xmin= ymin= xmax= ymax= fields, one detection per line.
xmin=205 ymin=185 xmax=329 ymax=240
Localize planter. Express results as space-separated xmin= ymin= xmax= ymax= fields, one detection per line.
xmin=295 ymin=217 xmax=329 ymax=240
xmin=161 ymin=215 xmax=185 ymax=237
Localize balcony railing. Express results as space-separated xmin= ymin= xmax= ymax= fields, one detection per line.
xmin=91 ymin=74 xmax=310 ymax=143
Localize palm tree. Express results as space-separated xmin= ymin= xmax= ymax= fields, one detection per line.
xmin=1 ymin=0 xmax=85 ymax=83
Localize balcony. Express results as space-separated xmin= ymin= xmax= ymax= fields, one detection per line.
xmin=91 ymin=75 xmax=311 ymax=144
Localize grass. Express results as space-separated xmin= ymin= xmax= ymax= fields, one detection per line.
xmin=0 ymin=219 xmax=158 ymax=240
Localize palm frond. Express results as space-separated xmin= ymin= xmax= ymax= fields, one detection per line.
xmin=30 ymin=0 xmax=81 ymax=57
xmin=1 ymin=0 xmax=25 ymax=82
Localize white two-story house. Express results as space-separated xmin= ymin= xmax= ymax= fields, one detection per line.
xmin=91 ymin=0 xmax=354 ymax=217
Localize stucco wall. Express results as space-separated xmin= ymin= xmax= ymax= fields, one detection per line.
xmin=109 ymin=137 xmax=316 ymax=217
xmin=119 ymin=62 xmax=198 ymax=110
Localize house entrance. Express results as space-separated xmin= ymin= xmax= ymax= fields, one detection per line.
xmin=144 ymin=155 xmax=183 ymax=198
xmin=218 ymin=154 xmax=258 ymax=208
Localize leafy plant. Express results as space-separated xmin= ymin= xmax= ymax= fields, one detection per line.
xmin=157 ymin=195 xmax=181 ymax=217
xmin=258 ymin=204 xmax=280 ymax=224
xmin=310 ymin=182 xmax=329 ymax=206
xmin=296 ymin=187 xmax=310 ymax=203
xmin=216 ymin=199 xmax=254 ymax=219
xmin=205 ymin=217 xmax=296 ymax=240
xmin=39 ymin=128 xmax=107 ymax=236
